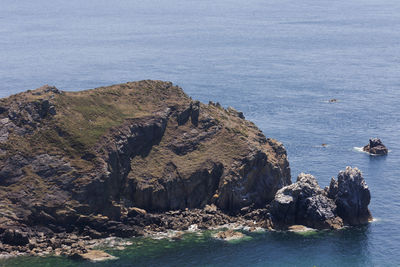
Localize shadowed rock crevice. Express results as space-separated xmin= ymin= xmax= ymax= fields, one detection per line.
xmin=80 ymin=109 xmax=172 ymax=217
xmin=128 ymin=161 xmax=224 ymax=211
xmin=217 ymin=148 xmax=291 ymax=212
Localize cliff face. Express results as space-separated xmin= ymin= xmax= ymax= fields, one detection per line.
xmin=0 ymin=80 xmax=291 ymax=232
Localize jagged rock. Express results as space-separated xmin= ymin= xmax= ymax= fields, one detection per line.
xmin=270 ymin=167 xmax=372 ymax=230
xmin=204 ymin=204 xmax=217 ymax=214
xmin=270 ymin=173 xmax=343 ymax=230
xmin=31 ymin=85 xmax=61 ymax=96
xmin=328 ymin=167 xmax=372 ymax=225
xmin=227 ymin=106 xmax=245 ymax=119
xmin=190 ymin=101 xmax=200 ymax=126
xmin=363 ymin=138 xmax=388 ymax=155
xmin=127 ymin=207 xmax=147 ymax=217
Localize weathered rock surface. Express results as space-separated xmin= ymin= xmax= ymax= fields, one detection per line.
xmin=270 ymin=167 xmax=371 ymax=230
xmin=363 ymin=138 xmax=388 ymax=155
xmin=0 ymin=80 xmax=290 ymax=257
xmin=328 ymin=167 xmax=372 ymax=225
xmin=270 ymin=173 xmax=343 ymax=230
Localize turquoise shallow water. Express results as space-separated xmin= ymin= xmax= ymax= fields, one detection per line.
xmin=1 ymin=0 xmax=400 ymax=266
xmin=1 ymin=228 xmax=375 ymax=267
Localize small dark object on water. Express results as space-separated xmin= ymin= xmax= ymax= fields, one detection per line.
xmin=322 ymin=143 xmax=327 ymax=147
xmin=363 ymin=138 xmax=388 ymax=155
xmin=329 ymin=99 xmax=338 ymax=103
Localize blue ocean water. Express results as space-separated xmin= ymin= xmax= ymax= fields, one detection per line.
xmin=1 ymin=0 xmax=400 ymax=266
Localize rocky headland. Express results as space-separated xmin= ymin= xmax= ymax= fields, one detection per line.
xmin=0 ymin=81 xmax=372 ymax=259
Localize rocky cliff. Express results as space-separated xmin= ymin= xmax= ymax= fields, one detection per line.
xmin=0 ymin=80 xmax=291 ymax=253
xmin=0 ymin=81 xmax=372 ymax=258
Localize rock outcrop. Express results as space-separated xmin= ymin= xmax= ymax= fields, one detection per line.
xmin=270 ymin=167 xmax=371 ymax=230
xmin=328 ymin=167 xmax=372 ymax=225
xmin=363 ymin=138 xmax=388 ymax=155
xmin=0 ymin=80 xmax=291 ymax=257
xmin=270 ymin=173 xmax=343 ymax=230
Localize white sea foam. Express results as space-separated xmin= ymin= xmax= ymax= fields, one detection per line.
xmin=187 ymin=224 xmax=199 ymax=232
xmin=353 ymin=146 xmax=366 ymax=153
xmin=353 ymin=147 xmax=390 ymax=156
xmin=371 ymin=217 xmax=380 ymax=223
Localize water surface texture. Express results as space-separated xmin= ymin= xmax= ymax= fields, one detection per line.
xmin=1 ymin=0 xmax=400 ymax=266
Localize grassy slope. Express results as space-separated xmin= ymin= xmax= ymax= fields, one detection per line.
xmin=0 ymin=80 xmax=281 ymax=220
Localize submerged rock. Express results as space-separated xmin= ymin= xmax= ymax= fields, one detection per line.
xmin=363 ymin=138 xmax=388 ymax=155
xmin=288 ymin=225 xmax=315 ymax=232
xmin=70 ymin=250 xmax=117 ymax=262
xmin=213 ymin=229 xmax=245 ymax=241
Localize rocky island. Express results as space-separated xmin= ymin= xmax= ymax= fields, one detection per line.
xmin=363 ymin=138 xmax=388 ymax=155
xmin=0 ymin=80 xmax=372 ymax=259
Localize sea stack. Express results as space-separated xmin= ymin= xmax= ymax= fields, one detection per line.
xmin=363 ymin=138 xmax=388 ymax=155
xmin=270 ymin=167 xmax=372 ymax=230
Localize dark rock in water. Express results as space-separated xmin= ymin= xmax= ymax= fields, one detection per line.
xmin=270 ymin=173 xmax=343 ymax=230
xmin=328 ymin=167 xmax=372 ymax=225
xmin=213 ymin=229 xmax=245 ymax=241
xmin=363 ymin=138 xmax=388 ymax=155
xmin=270 ymin=166 xmax=372 ymax=230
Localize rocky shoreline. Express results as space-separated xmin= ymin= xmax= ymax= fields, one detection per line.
xmin=0 ymin=167 xmax=372 ymax=261
xmin=0 ymin=81 xmax=372 ymax=262
xmin=0 ymin=206 xmax=266 ymax=260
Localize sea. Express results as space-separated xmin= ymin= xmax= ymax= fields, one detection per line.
xmin=1 ymin=0 xmax=400 ymax=266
